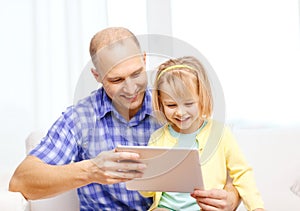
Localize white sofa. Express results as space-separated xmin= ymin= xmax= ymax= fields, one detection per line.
xmin=0 ymin=131 xmax=80 ymax=211
xmin=234 ymin=127 xmax=300 ymax=210
xmin=1 ymin=127 xmax=300 ymax=210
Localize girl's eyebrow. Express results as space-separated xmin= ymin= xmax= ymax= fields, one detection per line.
xmin=162 ymin=99 xmax=176 ymax=103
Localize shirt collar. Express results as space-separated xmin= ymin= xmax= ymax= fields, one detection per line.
xmin=94 ymin=87 xmax=113 ymax=119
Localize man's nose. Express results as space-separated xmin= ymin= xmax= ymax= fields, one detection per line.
xmin=123 ymin=78 xmax=137 ymax=94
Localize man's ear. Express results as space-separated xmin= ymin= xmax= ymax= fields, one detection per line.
xmin=143 ymin=51 xmax=146 ymax=64
xmin=91 ymin=68 xmax=102 ymax=83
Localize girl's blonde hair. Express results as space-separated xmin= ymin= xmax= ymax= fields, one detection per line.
xmin=152 ymin=56 xmax=213 ymax=125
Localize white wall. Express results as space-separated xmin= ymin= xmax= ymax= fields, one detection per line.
xmin=171 ymin=0 xmax=300 ymax=127
xmin=0 ymin=0 xmax=109 ymax=173
xmin=0 ymin=0 xmax=35 ymax=173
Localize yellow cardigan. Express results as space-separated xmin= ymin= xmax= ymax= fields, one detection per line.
xmin=141 ymin=120 xmax=264 ymax=211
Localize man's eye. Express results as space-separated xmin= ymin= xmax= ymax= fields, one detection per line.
xmin=110 ymin=78 xmax=123 ymax=83
xmin=132 ymin=72 xmax=141 ymax=78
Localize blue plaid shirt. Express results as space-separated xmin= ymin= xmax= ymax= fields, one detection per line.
xmin=30 ymin=87 xmax=160 ymax=211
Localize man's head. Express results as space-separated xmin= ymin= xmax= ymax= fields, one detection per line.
xmin=89 ymin=27 xmax=143 ymax=79
xmin=89 ymin=27 xmax=147 ymax=120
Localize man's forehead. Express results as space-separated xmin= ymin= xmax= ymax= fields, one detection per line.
xmin=93 ymin=38 xmax=142 ymax=77
xmin=105 ymin=57 xmax=144 ymax=78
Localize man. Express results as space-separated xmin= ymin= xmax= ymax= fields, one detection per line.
xmin=9 ymin=27 xmax=240 ymax=210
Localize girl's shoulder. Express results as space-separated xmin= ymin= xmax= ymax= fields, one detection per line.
xmin=148 ymin=124 xmax=169 ymax=145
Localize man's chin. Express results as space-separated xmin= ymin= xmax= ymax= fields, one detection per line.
xmin=114 ymin=93 xmax=145 ymax=114
xmin=124 ymin=94 xmax=144 ymax=106
xmin=125 ymin=101 xmax=142 ymax=111
xmin=115 ymin=98 xmax=140 ymax=110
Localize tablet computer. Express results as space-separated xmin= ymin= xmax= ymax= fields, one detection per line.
xmin=116 ymin=145 xmax=204 ymax=192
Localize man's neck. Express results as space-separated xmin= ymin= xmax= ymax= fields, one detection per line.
xmin=114 ymin=104 xmax=141 ymax=122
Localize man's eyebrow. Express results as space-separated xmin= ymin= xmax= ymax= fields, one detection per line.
xmin=131 ymin=66 xmax=144 ymax=74
xmin=106 ymin=66 xmax=144 ymax=80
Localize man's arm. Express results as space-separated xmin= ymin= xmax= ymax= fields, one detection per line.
xmin=9 ymin=150 xmax=146 ymax=200
xmin=9 ymin=155 xmax=93 ymax=199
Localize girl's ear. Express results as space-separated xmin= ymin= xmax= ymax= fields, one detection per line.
xmin=91 ymin=68 xmax=102 ymax=83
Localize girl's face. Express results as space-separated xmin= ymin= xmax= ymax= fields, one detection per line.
xmin=159 ymin=82 xmax=203 ymax=134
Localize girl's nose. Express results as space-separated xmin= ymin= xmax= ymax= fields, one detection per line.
xmin=175 ymin=106 xmax=185 ymax=116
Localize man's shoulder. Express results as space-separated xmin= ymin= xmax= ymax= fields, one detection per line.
xmin=71 ymin=88 xmax=108 ymax=117
xmin=75 ymin=88 xmax=103 ymax=104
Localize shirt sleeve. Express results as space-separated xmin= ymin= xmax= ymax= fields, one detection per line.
xmin=29 ymin=106 xmax=81 ymax=165
xmin=223 ymin=127 xmax=264 ymax=210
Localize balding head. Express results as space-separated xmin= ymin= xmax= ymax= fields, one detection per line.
xmin=89 ymin=27 xmax=143 ymax=79
xmin=89 ymin=27 xmax=140 ymax=59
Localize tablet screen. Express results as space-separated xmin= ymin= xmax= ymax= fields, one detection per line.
xmin=116 ymin=145 xmax=204 ymax=192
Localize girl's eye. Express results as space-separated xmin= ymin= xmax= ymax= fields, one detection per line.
xmin=185 ymin=102 xmax=195 ymax=106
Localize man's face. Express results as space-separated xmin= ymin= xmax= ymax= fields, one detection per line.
xmin=101 ymin=55 xmax=147 ymax=118
xmin=92 ymin=38 xmax=147 ymax=119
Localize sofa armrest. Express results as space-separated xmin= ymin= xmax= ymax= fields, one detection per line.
xmin=0 ymin=190 xmax=29 ymax=211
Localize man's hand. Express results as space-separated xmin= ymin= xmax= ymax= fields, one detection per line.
xmin=90 ymin=149 xmax=147 ymax=184
xmin=191 ymin=189 xmax=236 ymax=211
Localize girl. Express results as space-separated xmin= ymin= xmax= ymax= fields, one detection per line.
xmin=142 ymin=56 xmax=264 ymax=211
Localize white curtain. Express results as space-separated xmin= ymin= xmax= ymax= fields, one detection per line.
xmin=33 ymin=0 xmax=109 ymax=129
xmin=0 ymin=0 xmax=108 ymax=171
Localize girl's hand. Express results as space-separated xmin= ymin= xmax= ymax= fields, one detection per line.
xmin=191 ymin=189 xmax=237 ymax=211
